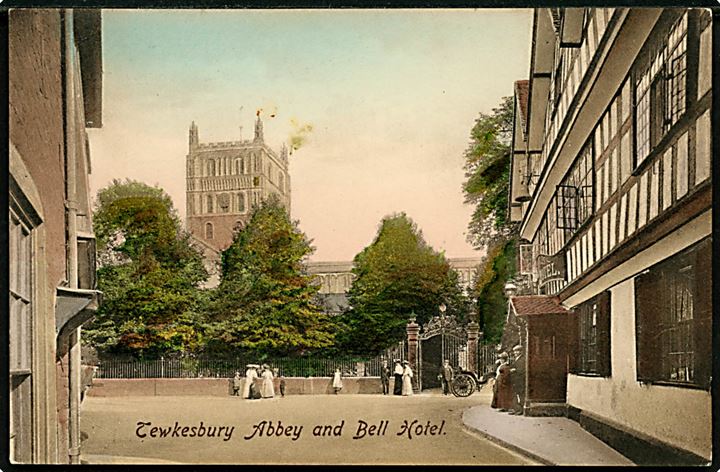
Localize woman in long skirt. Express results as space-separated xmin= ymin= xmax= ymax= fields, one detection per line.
xmin=243 ymin=364 xmax=257 ymax=399
xmin=401 ymin=361 xmax=414 ymax=396
xmin=393 ymin=360 xmax=404 ymax=395
xmin=332 ymin=368 xmax=343 ymax=394
xmin=261 ymin=365 xmax=275 ymax=398
xmin=495 ymin=354 xmax=514 ymax=411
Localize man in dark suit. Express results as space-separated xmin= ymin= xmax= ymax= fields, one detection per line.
xmin=439 ymin=360 xmax=454 ymax=395
xmin=380 ymin=360 xmax=391 ymax=395
xmin=508 ymin=345 xmax=526 ymax=415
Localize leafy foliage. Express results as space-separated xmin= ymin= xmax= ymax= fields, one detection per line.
xmin=473 ymin=239 xmax=517 ymax=344
xmin=462 ymin=96 xmax=516 ymax=249
xmin=84 ymin=180 xmax=208 ymax=358
xmin=336 ymin=213 xmax=471 ymax=356
xmin=462 ymin=97 xmax=520 ymax=344
xmin=204 ymin=194 xmax=335 ymax=357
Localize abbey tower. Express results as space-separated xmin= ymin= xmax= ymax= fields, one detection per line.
xmin=185 ymin=116 xmax=291 ymax=254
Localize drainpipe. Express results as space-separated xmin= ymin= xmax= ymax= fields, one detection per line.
xmin=63 ymin=10 xmax=82 ymax=464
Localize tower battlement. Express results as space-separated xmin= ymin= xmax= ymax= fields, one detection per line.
xmin=185 ymin=116 xmax=291 ymax=255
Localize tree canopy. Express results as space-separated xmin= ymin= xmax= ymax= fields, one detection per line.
xmin=84 ymin=179 xmax=208 ymax=358
xmin=337 ymin=213 xmax=470 ymax=356
xmin=463 ymin=96 xmax=515 ymax=250
xmin=204 ymin=194 xmax=335 ymax=357
xmin=462 ymin=97 xmax=519 ymax=343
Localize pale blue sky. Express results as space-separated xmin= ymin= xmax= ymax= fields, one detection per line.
xmin=89 ymin=9 xmax=532 ymax=261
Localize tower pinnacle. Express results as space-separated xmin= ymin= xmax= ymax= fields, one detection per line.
xmin=254 ymin=114 xmax=264 ymax=143
xmin=189 ymin=121 xmax=199 ymax=149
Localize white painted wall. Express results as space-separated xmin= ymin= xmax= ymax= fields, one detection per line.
xmin=565 ymin=213 xmax=712 ymax=459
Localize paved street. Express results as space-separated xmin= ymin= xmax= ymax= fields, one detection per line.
xmin=80 ymin=390 xmax=533 ymax=465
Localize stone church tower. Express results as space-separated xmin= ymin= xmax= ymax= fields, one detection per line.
xmin=185 ymin=116 xmax=291 ymax=254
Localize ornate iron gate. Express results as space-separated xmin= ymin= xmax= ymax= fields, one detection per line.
xmin=417 ymin=315 xmax=467 ymax=390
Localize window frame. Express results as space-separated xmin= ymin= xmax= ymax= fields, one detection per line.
xmin=554 ymin=136 xmax=595 ymax=238
xmin=205 ymin=222 xmax=214 ymax=240
xmin=573 ymin=290 xmax=611 ymax=377
xmin=632 ymin=11 xmax=689 ymax=171
xmin=8 ymin=188 xmax=40 ymax=464
xmin=635 ymin=237 xmax=711 ymax=389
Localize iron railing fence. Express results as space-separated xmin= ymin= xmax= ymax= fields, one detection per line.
xmin=477 ymin=343 xmax=499 ymax=377
xmin=95 ymin=344 xmax=405 ymax=379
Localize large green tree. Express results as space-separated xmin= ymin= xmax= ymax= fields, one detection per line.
xmin=204 ymin=194 xmax=335 ymax=357
xmin=463 ymin=95 xmax=515 ymax=249
xmin=337 ymin=213 xmax=470 ymax=356
xmin=84 ymin=179 xmax=208 ymax=358
xmin=462 ymin=97 xmax=519 ymax=343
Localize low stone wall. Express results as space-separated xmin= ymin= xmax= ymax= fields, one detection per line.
xmin=87 ymin=377 xmax=388 ymax=397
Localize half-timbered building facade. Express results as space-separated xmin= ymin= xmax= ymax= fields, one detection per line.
xmin=508 ymin=8 xmax=712 ymax=463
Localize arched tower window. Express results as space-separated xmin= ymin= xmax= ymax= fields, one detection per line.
xmin=207 ymin=159 xmax=216 ymax=176
xmin=234 ymin=159 xmax=241 ymax=175
xmin=206 ymin=195 xmax=214 ymax=213
xmin=205 ymin=222 xmax=214 ymax=240
xmin=238 ymin=193 xmax=246 ymax=212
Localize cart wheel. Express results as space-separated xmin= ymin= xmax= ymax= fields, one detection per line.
xmin=451 ymin=373 xmax=476 ymax=397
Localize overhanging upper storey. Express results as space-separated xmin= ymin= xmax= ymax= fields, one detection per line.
xmin=518 ymin=8 xmax=664 ymax=242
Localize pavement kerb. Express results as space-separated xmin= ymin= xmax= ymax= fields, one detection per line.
xmin=460 ymin=422 xmax=553 ymax=466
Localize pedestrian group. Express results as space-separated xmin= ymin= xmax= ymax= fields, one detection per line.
xmin=232 ymin=364 xmax=284 ymax=400
xmin=231 ymin=357 xmax=423 ymax=399
xmin=491 ymin=344 xmax=525 ymax=415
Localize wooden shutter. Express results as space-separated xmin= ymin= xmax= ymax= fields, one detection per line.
xmin=596 ymin=291 xmax=612 ymax=377
xmin=635 ymin=270 xmax=663 ymax=382
xmin=693 ymin=238 xmax=711 ymax=389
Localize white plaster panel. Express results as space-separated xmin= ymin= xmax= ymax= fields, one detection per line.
xmin=609 ymin=202 xmax=617 ymax=250
xmin=620 ymin=131 xmax=631 ymax=185
xmin=662 ymin=148 xmax=672 ymax=210
xmin=695 ymin=109 xmax=711 ymax=184
xmin=621 ymin=78 xmax=631 ymax=123
xmin=698 ymin=26 xmax=712 ymax=98
xmin=619 ymin=194 xmax=627 ymax=243
xmin=627 ymin=183 xmax=637 ymax=235
xmin=597 ymin=163 xmax=605 ymax=209
xmin=601 ymin=211 xmax=608 ymax=256
xmin=609 ymin=149 xmax=617 ymax=195
xmin=649 ymin=160 xmax=659 ymax=220
xmin=638 ymin=172 xmax=648 ymax=229
xmin=676 ymin=132 xmax=689 ymax=199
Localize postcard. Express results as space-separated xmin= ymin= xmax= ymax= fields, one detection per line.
xmin=6 ymin=6 xmax=714 ymax=467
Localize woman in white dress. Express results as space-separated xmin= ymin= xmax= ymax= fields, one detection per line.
xmin=261 ymin=365 xmax=275 ymax=398
xmin=332 ymin=368 xmax=343 ymax=394
xmin=402 ymin=361 xmax=414 ymax=396
xmin=243 ymin=364 xmax=258 ymax=399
